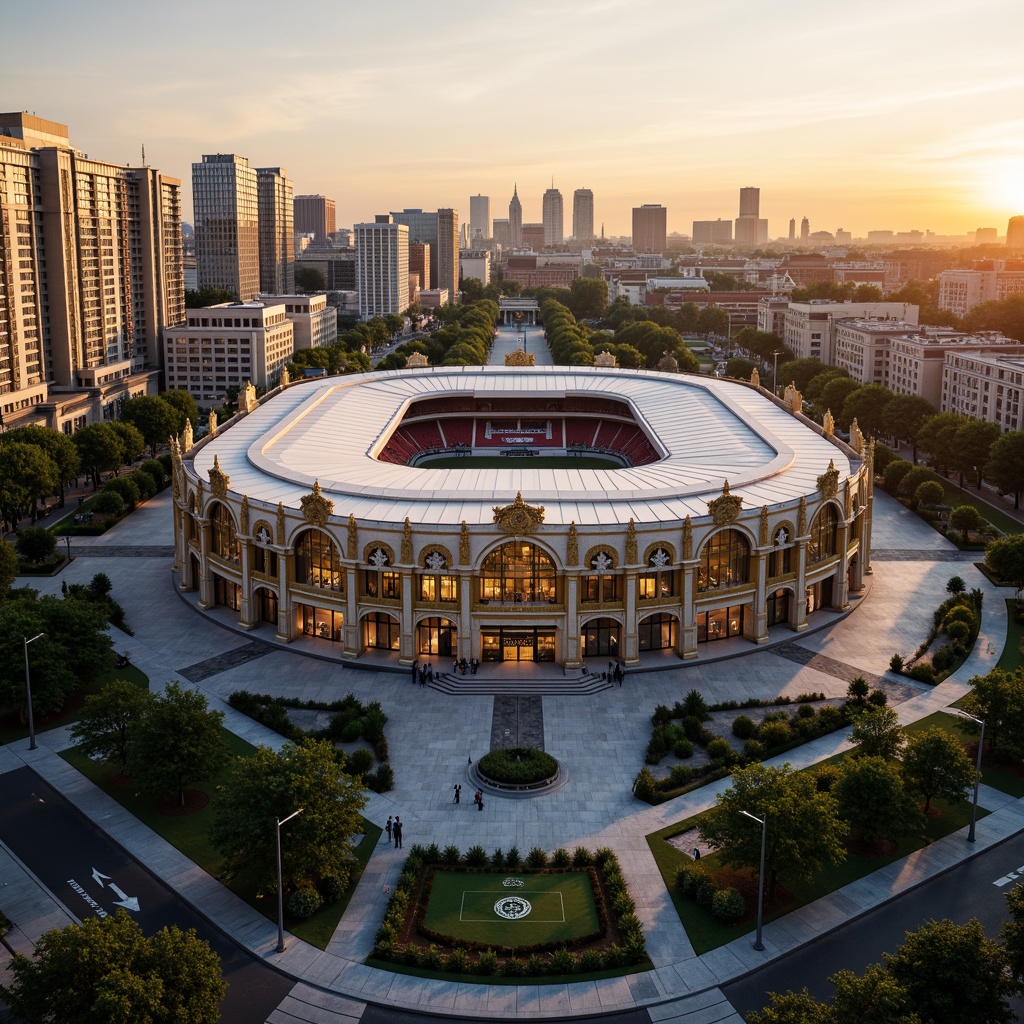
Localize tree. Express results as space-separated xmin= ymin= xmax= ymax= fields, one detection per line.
xmin=15 ymin=526 xmax=56 ymax=565
xmin=696 ymin=306 xmax=730 ymax=337
xmin=953 ymin=419 xmax=1000 ymax=488
xmin=1000 ymin=883 xmax=1024 ymax=989
xmin=0 ymin=442 xmax=58 ymax=528
xmin=699 ymin=762 xmax=846 ymax=900
xmin=119 ymin=395 xmax=178 ymax=456
xmin=882 ymin=458 xmax=914 ymax=494
xmin=828 ymin=964 xmax=919 ymax=1024
xmin=846 ymin=675 xmax=869 ymax=705
xmin=917 ymin=412 xmax=969 ymax=474
xmin=776 ymin=358 xmax=826 ymax=394
xmin=0 ymin=539 xmax=18 ymax=595
xmin=295 ymin=265 xmax=326 ymax=292
xmin=884 ymin=917 xmax=1014 ymax=1024
xmin=185 ymin=286 xmax=234 ymax=307
xmin=901 ymin=727 xmax=973 ymax=813
xmin=0 ymin=909 xmax=225 ymax=1024
xmin=73 ymin=422 xmax=125 ymax=488
xmin=946 ymin=575 xmax=966 ymax=595
xmin=108 ymin=423 xmax=145 ymax=474
xmin=568 ymin=276 xmax=608 ymax=320
xmin=985 ymin=535 xmax=1024 ymax=598
xmin=849 ymin=706 xmax=905 ymax=760
xmin=949 ymin=505 xmax=983 ymax=544
xmin=881 ymin=394 xmax=935 ymax=461
xmin=985 ymin=430 xmax=1024 ymax=509
xmin=820 ymin=378 xmax=861 ymax=429
xmin=210 ymin=737 xmax=367 ymax=895
xmin=71 ymin=679 xmax=154 ymax=774
xmin=914 ymin=479 xmax=945 ymax=509
xmin=961 ymin=667 xmax=1024 ymax=758
xmin=129 ymin=681 xmax=228 ymax=807
xmin=725 ymin=356 xmax=758 ymax=380
xmin=899 ymin=466 xmax=940 ymax=509
xmin=747 ymin=989 xmax=830 ymax=1024
xmin=3 ymin=425 xmax=80 ymax=508
xmin=161 ymin=389 xmax=199 ymax=431
xmin=834 ymin=756 xmax=924 ymax=843
xmin=840 ymin=385 xmax=893 ymax=441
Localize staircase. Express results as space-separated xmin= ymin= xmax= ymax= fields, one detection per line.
xmin=428 ymin=670 xmax=612 ymax=696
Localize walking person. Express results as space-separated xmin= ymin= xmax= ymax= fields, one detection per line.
xmin=453 ymin=783 xmax=461 ymax=804
xmin=411 ymin=661 xmax=418 ymax=684
xmin=385 ymin=816 xmax=393 ymax=844
xmin=476 ymin=789 xmax=484 ymax=811
xmin=393 ymin=816 xmax=403 ymax=849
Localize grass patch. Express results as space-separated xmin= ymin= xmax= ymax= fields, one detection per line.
xmin=938 ymin=481 xmax=1022 ymax=537
xmin=423 ymin=870 xmax=598 ymax=948
xmin=921 ymin=707 xmax=1024 ymax=800
xmin=997 ymin=599 xmax=1023 ymax=674
xmin=61 ymin=732 xmax=378 ymax=949
xmin=0 ymin=663 xmax=149 ymax=746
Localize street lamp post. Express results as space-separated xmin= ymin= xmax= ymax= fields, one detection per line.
xmin=741 ymin=809 xmax=767 ymax=951
xmin=772 ymin=350 xmax=783 ymax=395
xmin=24 ymin=633 xmax=45 ymax=751
xmin=956 ymin=711 xmax=985 ymax=842
xmin=275 ymin=808 xmax=304 ymax=953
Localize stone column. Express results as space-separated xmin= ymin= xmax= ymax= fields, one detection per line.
xmin=238 ymin=541 xmax=254 ymax=629
xmin=793 ymin=541 xmax=809 ymax=631
xmin=680 ymin=565 xmax=698 ymax=659
xmin=751 ymin=552 xmax=769 ymax=642
xmin=196 ymin=519 xmax=213 ymax=609
xmin=564 ymin=575 xmax=581 ymax=669
xmin=276 ymin=552 xmax=293 ymax=642
xmin=459 ymin=572 xmax=473 ymax=661
xmin=344 ymin=566 xmax=359 ymax=658
xmin=624 ymin=570 xmax=639 ymax=666
xmin=399 ymin=571 xmax=414 ymax=666
xmin=834 ymin=521 xmax=851 ymax=610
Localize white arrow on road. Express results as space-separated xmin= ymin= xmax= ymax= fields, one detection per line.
xmin=89 ymin=868 xmax=140 ymax=911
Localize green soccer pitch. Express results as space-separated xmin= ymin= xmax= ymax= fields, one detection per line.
xmin=422 ymin=870 xmax=601 ymax=948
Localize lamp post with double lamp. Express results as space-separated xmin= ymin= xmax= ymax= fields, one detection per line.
xmin=956 ymin=710 xmax=986 ymax=843
xmin=275 ymin=808 xmax=304 ymax=953
xmin=740 ymin=809 xmax=767 ymax=951
xmin=24 ymin=632 xmax=45 ymax=751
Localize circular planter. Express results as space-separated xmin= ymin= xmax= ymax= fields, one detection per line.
xmin=475 ymin=747 xmax=562 ymax=794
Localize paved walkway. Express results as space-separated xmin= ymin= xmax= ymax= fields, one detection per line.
xmin=1 ymin=482 xmax=1019 ymax=1022
xmin=489 ymin=324 xmax=553 ymax=366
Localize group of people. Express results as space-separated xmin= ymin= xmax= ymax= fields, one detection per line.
xmin=412 ymin=661 xmax=434 ymax=686
xmin=452 ymin=783 xmax=485 ymax=810
xmin=607 ymin=661 xmax=625 ymax=686
xmin=384 ymin=815 xmax=403 ymax=848
xmin=454 ymin=657 xmax=479 ymax=675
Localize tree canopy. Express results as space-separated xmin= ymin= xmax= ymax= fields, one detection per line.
xmin=985 ymin=536 xmax=1024 ymax=598
xmin=985 ymin=431 xmax=1024 ymax=509
xmin=71 ymin=679 xmax=154 ymax=774
xmin=901 ymin=727 xmax=973 ymax=813
xmin=119 ymin=395 xmax=179 ymax=456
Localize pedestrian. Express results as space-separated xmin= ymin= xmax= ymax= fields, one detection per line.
xmin=477 ymin=790 xmax=484 ymax=812
xmin=468 ymin=755 xmax=472 ymax=766
xmin=453 ymin=783 xmax=461 ymax=804
xmin=385 ymin=816 xmax=393 ymax=843
xmin=411 ymin=661 xmax=418 ymax=684
xmin=693 ymin=847 xmax=701 ymax=861
xmin=616 ymin=665 xmax=623 ymax=687
xmin=608 ymin=660 xmax=613 ymax=678
xmin=393 ymin=816 xmax=403 ymax=848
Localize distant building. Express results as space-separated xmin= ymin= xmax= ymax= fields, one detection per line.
xmin=789 ymin=218 xmax=796 ymax=241
xmin=460 ymin=251 xmax=490 ymax=286
xmin=256 ymin=293 xmax=336 ymax=351
xmin=938 ymin=266 xmax=1024 ymax=316
xmin=975 ymin=227 xmax=998 ymax=244
xmin=257 ymin=167 xmax=294 ymax=294
xmin=739 ymin=187 xmax=759 ymax=217
xmin=573 ymin=188 xmax=594 ymax=242
xmin=783 ymin=301 xmax=919 ymax=362
xmin=294 ymin=194 xmax=336 ymax=242
xmin=800 ymin=217 xmax=810 ymax=241
xmin=692 ymin=219 xmax=733 ymax=245
xmin=408 ymin=243 xmax=430 ymax=291
xmin=391 ymin=208 xmax=459 ymax=304
xmin=508 ymin=185 xmax=522 ymax=247
xmin=294 ymin=249 xmax=356 ymax=291
xmin=1006 ymin=217 xmax=1024 ymax=250
xmin=735 ymin=217 xmax=768 ymax=247
xmin=943 ymin=347 xmax=1024 ymax=430
xmin=542 ymin=187 xmax=564 ymax=246
xmin=492 ymin=219 xmax=510 ymax=249
xmin=632 ymin=205 xmax=667 ymax=253
xmin=521 ymin=223 xmax=546 ymax=251
xmin=504 ymin=253 xmax=581 ymax=289
xmin=419 ymin=288 xmax=448 ymax=309
xmin=355 ymin=217 xmax=410 ymax=317
xmin=469 ymin=195 xmax=490 ymax=243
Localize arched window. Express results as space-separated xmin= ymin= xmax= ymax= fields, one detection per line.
xmin=295 ymin=529 xmax=342 ymax=590
xmin=697 ymin=529 xmax=750 ymax=592
xmin=808 ymin=505 xmax=838 ymax=564
xmin=210 ymin=503 xmax=239 ymax=564
xmin=419 ymin=550 xmax=457 ymax=602
xmin=639 ymin=547 xmax=674 ymax=599
xmin=364 ymin=547 xmax=399 ymax=598
xmin=479 ymin=541 xmax=556 ymax=604
xmin=769 ymin=526 xmax=793 ymax=578
xmin=582 ymin=550 xmax=619 ymax=603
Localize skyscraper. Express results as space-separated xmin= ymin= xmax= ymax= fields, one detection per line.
xmin=739 ymin=187 xmax=759 ymax=218
xmin=542 ymin=185 xmax=564 ymax=247
xmin=789 ymin=218 xmax=796 ymax=241
xmin=632 ymin=205 xmax=667 ymax=252
xmin=0 ymin=112 xmax=183 ymax=430
xmin=355 ymin=216 xmax=409 ymax=317
xmin=256 ymin=167 xmax=294 ymax=294
xmin=391 ymin=208 xmax=459 ymax=304
xmin=800 ymin=217 xmax=810 ymax=241
xmin=193 ymin=153 xmax=260 ymax=300
xmin=509 ymin=185 xmax=523 ymax=247
xmin=573 ymin=189 xmax=594 ymax=242
xmin=294 ymin=194 xmax=336 ymax=242
xmin=1008 ymin=216 xmax=1024 ymax=250
xmin=469 ymin=195 xmax=490 ymax=242
xmin=492 ymin=219 xmax=510 ymax=248
xmin=734 ymin=187 xmax=767 ymax=246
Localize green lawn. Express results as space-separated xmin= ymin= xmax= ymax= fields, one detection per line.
xmin=997 ymin=599 xmax=1023 ymax=673
xmin=60 ymin=733 xmax=379 ymax=948
xmin=938 ymin=481 xmax=1022 ymax=537
xmin=423 ymin=870 xmax=599 ymax=949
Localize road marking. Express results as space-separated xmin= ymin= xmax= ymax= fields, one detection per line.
xmin=992 ymin=865 xmax=1024 ymax=886
xmin=88 ymin=865 xmax=141 ymax=910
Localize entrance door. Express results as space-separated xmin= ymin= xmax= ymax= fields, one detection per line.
xmin=504 ymin=643 xmax=534 ymax=662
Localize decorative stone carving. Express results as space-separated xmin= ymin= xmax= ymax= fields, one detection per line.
xmin=759 ymin=506 xmax=769 ymax=546
xmin=850 ymin=418 xmax=865 ymax=455
xmin=682 ymin=515 xmax=693 ymax=560
xmin=625 ymin=519 xmax=638 ymax=564
xmin=592 ymin=551 xmax=613 ymax=572
xmin=775 ymin=527 xmax=789 ymax=545
xmin=459 ymin=521 xmax=471 ymax=565
xmin=238 ymin=380 xmax=257 ymax=414
xmin=493 ymin=492 xmax=545 ymax=534
xmin=783 ymin=383 xmax=803 ymax=414
xmin=209 ymin=455 xmax=229 ymax=499
xmin=276 ymin=502 xmax=286 ymax=545
xmin=425 ymin=550 xmax=447 ymax=571
xmin=183 ymin=419 xmax=194 ymax=451
xmin=346 ymin=515 xmax=358 ymax=559
xmin=566 ymin=521 xmax=579 ymax=566
xmin=300 ymin=481 xmax=334 ymax=526
xmin=649 ymin=547 xmax=670 ymax=568
xmin=256 ymin=524 xmax=271 ymax=546
xmin=822 ymin=409 xmax=834 ymax=437
xmin=845 ymin=479 xmax=853 ymax=519
xmin=707 ymin=480 xmax=743 ymax=525
xmin=750 ymin=367 xmax=760 ymax=389
xmin=401 ymin=518 xmax=413 ymax=564
xmin=817 ymin=459 xmax=840 ymax=500
xmin=798 ymin=496 xmax=807 ymax=536
xmin=280 ymin=365 xmax=290 ymax=387
xmin=208 ymin=409 xmax=218 ymax=439
xmin=593 ymin=349 xmax=617 ymax=367
xmin=240 ymin=495 xmax=249 ymax=535
xmin=406 ymin=351 xmax=428 ymax=368
xmin=195 ymin=476 xmax=204 ymax=509
xmin=504 ymin=348 xmax=535 ymax=366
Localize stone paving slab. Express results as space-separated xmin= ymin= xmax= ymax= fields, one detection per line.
xmin=178 ymin=639 xmax=276 ymax=682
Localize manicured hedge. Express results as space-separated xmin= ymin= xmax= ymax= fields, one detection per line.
xmin=477 ymin=746 xmax=558 ymax=785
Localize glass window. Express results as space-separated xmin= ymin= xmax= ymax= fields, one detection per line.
xmin=213 ymin=573 xmax=241 ymax=610
xmin=210 ymin=502 xmax=239 ymax=563
xmin=364 ymin=612 xmax=400 ymax=650
xmin=582 ymin=617 xmax=621 ymax=657
xmin=638 ymin=570 xmax=673 ymax=599
xmin=638 ymin=613 xmax=677 ymax=650
xmin=300 ymin=604 xmax=343 ymax=641
xmin=696 ymin=605 xmax=745 ymax=642
xmin=479 ymin=541 xmax=556 ymax=603
xmin=253 ymin=544 xmax=278 ymax=577
xmin=416 ymin=617 xmax=457 ymax=656
xmin=420 ymin=574 xmax=457 ymax=602
xmin=808 ymin=505 xmax=838 ymax=564
xmin=295 ymin=529 xmax=341 ymax=590
xmin=697 ymin=530 xmax=749 ymax=592
xmin=581 ymin=574 xmax=619 ymax=602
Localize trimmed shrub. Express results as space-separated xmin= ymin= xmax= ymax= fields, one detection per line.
xmin=102 ymin=475 xmax=140 ymax=507
xmin=16 ymin=526 xmax=56 ymax=564
xmin=572 ymin=847 xmax=592 ymax=868
xmin=502 ymin=955 xmax=526 ymax=977
xmin=465 ymin=845 xmax=489 ymax=867
xmin=525 ymin=847 xmax=548 ymax=869
xmin=92 ymin=490 xmax=125 ymax=515
xmin=140 ymin=459 xmax=167 ymax=490
xmin=945 ymin=620 xmax=971 ymax=643
xmin=287 ymin=886 xmax=323 ymax=919
xmin=490 ymin=848 xmax=505 ymax=869
xmin=445 ymin=948 xmax=470 ymax=974
xmin=526 ymin=953 xmax=545 ymax=976
xmin=347 ymin=747 xmax=374 ymax=775
xmin=505 ymin=845 xmax=521 ymax=869
xmin=476 ymin=948 xmax=499 ymax=975
xmin=441 ymin=845 xmax=462 ymax=866
xmin=732 ymin=714 xmax=756 ymax=739
xmin=128 ymin=469 xmax=156 ymax=501
xmin=868 ymin=689 xmax=888 ymax=707
xmin=673 ymin=738 xmax=694 ymax=759
xmin=712 ymin=887 xmax=746 ymax=924
xmin=758 ymin=719 xmax=792 ymax=748
xmin=634 ymin=766 xmax=656 ymax=802
xmin=550 ymin=946 xmax=576 ymax=975
xmin=706 ymin=737 xmax=732 ymax=761
xmin=692 ymin=872 xmax=717 ymax=908
xmin=478 ymin=746 xmax=557 ymax=784
xmin=890 ymin=653 xmax=904 ymax=672
xmin=551 ymin=848 xmax=571 ymax=868
xmin=317 ymin=871 xmax=350 ymax=904
xmin=645 ymin=728 xmax=668 ymax=764
xmin=366 ymin=763 xmax=393 ymax=793
xmin=681 ymin=689 xmax=711 ymax=720
xmin=675 ymin=862 xmax=704 ymax=897
xmin=742 ymin=738 xmax=766 ymax=760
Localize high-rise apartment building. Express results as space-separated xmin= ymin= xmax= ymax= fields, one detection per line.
xmin=573 ymin=189 xmax=594 ymax=242
xmin=193 ymin=154 xmax=260 ymax=301
xmin=692 ymin=220 xmax=733 ymax=245
xmin=293 ymin=194 xmax=336 ymax=242
xmin=1008 ymin=216 xmax=1024 ymax=250
xmin=739 ymin=187 xmax=759 ymax=218
xmin=632 ymin=205 xmax=667 ymax=252
xmin=508 ymin=185 xmax=523 ymax=247
xmin=542 ymin=186 xmax=564 ymax=247
xmin=522 ymin=224 xmax=546 ymax=251
xmin=0 ymin=112 xmax=183 ymax=431
xmin=391 ymin=208 xmax=459 ymax=304
xmin=355 ymin=217 xmax=409 ymax=317
xmin=800 ymin=217 xmax=810 ymax=241
xmin=409 ymin=243 xmax=430 ymax=291
xmin=789 ymin=218 xmax=796 ymax=240
xmin=734 ymin=188 xmax=767 ymax=246
xmin=469 ymin=195 xmax=490 ymax=242
xmin=256 ymin=167 xmax=294 ymax=295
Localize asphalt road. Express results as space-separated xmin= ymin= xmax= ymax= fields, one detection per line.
xmin=0 ymin=766 xmax=295 ymax=1024
xmin=724 ymin=830 xmax=1024 ymax=1021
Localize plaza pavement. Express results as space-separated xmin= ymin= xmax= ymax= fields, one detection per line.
xmin=1 ymin=473 xmax=1021 ymax=1021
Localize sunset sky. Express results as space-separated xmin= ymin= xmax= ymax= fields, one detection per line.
xmin=7 ymin=0 xmax=1023 ymax=239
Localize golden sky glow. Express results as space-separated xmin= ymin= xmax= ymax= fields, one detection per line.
xmin=7 ymin=0 xmax=1023 ymax=239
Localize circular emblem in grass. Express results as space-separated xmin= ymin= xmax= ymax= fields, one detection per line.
xmin=502 ymin=877 xmax=525 ymax=887
xmin=477 ymin=747 xmax=559 ymax=786
xmin=494 ymin=896 xmax=532 ymax=920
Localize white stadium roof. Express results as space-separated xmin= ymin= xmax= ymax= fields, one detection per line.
xmin=191 ymin=366 xmax=857 ymax=528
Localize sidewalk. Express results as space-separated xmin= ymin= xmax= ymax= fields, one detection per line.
xmin=1 ymin=486 xmax=1022 ymax=1022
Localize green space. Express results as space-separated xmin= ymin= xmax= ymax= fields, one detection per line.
xmin=60 ymin=732 xmax=379 ymax=948
xmin=418 ymin=455 xmax=622 ymax=469
xmin=423 ymin=869 xmax=599 ymax=948
xmin=997 ymin=599 xmax=1023 ymax=673
xmin=938 ymin=481 xmax=1022 ymax=537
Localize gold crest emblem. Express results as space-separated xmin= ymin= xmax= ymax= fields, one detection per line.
xmin=493 ymin=492 xmax=545 ymax=535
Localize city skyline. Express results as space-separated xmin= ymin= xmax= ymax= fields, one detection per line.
xmin=6 ymin=0 xmax=1023 ymax=238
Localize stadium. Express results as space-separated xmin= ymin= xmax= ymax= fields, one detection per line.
xmin=170 ymin=364 xmax=873 ymax=669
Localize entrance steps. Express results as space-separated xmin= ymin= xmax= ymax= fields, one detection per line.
xmin=428 ymin=671 xmax=612 ymax=696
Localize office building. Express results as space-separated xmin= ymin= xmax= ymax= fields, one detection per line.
xmin=542 ymin=186 xmax=564 ymax=247
xmin=469 ymin=195 xmax=490 ymax=243
xmin=193 ymin=153 xmax=260 ymax=301
xmin=508 ymin=185 xmax=522 ymax=247
xmin=256 ymin=293 xmax=336 ymax=351
xmin=692 ymin=219 xmax=733 ymax=245
xmin=409 ymin=243 xmax=430 ymax=291
xmin=632 ymin=205 xmax=667 ymax=253
xmin=256 ymin=167 xmax=294 ymax=295
xmin=355 ymin=217 xmax=410 ymax=317
xmin=739 ymin=187 xmax=759 ymax=218
xmin=938 ymin=266 xmax=1024 ymax=316
xmin=492 ymin=218 xmax=510 ymax=249
xmin=294 ymin=195 xmax=336 ymax=243
xmin=391 ymin=208 xmax=459 ymax=304
xmin=573 ymin=189 xmax=594 ymax=242
xmin=0 ymin=112 xmax=183 ymax=432
xmin=1007 ymin=217 xmax=1024 ymax=250
xmin=783 ymin=301 xmax=919 ymax=363
xmin=800 ymin=217 xmax=810 ymax=241
xmin=522 ymin=223 xmax=546 ymax=251
xmin=460 ymin=251 xmax=490 ymax=286
xmin=295 ymin=249 xmax=356 ymax=291
xmin=789 ymin=218 xmax=796 ymax=241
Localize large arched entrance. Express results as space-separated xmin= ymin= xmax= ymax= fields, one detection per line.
xmin=417 ymin=617 xmax=457 ymax=657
